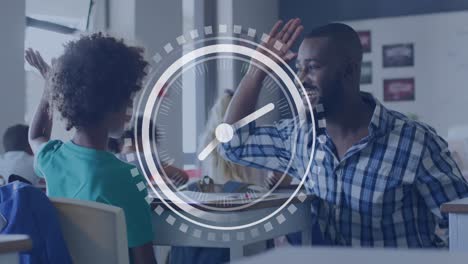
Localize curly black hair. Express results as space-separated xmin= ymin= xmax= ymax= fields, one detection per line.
xmin=49 ymin=33 xmax=148 ymax=130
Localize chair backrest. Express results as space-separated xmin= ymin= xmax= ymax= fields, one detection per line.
xmin=50 ymin=198 xmax=129 ymax=264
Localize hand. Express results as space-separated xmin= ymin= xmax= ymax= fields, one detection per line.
xmin=265 ymin=171 xmax=292 ymax=189
xmin=25 ymin=48 xmax=51 ymax=79
xmin=250 ymin=18 xmax=304 ymax=73
xmin=27 ymin=48 xmax=54 ymax=154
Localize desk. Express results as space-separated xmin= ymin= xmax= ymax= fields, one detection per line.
xmin=441 ymin=197 xmax=468 ymax=251
xmin=0 ymin=235 xmax=32 ymax=264
xmin=151 ymin=192 xmax=313 ymax=260
xmin=235 ymin=247 xmax=468 ymax=264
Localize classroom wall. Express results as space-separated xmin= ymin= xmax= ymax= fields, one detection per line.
xmin=344 ymin=12 xmax=468 ymax=138
xmin=108 ymin=0 xmax=136 ymax=39
xmin=0 ymin=0 xmax=26 ymax=153
xmin=279 ymin=0 xmax=468 ymax=35
xmin=133 ymin=0 xmax=185 ymax=167
xmin=279 ymin=1 xmax=468 ymax=138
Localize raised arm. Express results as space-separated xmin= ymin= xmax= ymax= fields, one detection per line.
xmin=25 ymin=49 xmax=53 ymax=154
xmin=224 ymin=18 xmax=303 ymax=124
xmin=218 ymin=19 xmax=304 ymax=175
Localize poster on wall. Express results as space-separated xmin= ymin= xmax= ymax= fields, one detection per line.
xmin=357 ymin=31 xmax=371 ymax=53
xmin=383 ymin=43 xmax=414 ymax=67
xmin=360 ymin=61 xmax=372 ymax=84
xmin=383 ymin=78 xmax=415 ymax=101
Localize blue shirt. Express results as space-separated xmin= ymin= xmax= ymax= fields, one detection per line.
xmin=220 ymin=92 xmax=468 ymax=247
xmin=0 ymin=182 xmax=72 ymax=263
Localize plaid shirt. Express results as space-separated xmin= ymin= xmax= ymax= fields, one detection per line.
xmin=220 ymin=92 xmax=468 ymax=247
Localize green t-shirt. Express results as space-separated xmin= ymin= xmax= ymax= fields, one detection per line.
xmin=34 ymin=140 xmax=153 ymax=248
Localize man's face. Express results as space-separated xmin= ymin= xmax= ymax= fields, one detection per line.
xmin=295 ymin=37 xmax=345 ymax=111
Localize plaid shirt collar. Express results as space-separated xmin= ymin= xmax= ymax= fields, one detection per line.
xmin=315 ymin=92 xmax=393 ymax=138
xmin=366 ymin=92 xmax=392 ymax=139
xmin=311 ymin=92 xmax=395 ymax=162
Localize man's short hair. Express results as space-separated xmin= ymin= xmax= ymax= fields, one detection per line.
xmin=3 ymin=124 xmax=30 ymax=152
xmin=306 ymin=23 xmax=363 ymax=62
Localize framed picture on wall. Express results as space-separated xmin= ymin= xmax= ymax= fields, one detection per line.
xmin=383 ymin=78 xmax=415 ymax=101
xmin=360 ymin=61 xmax=372 ymax=84
xmin=382 ymin=43 xmax=414 ymax=67
xmin=357 ymin=31 xmax=371 ymax=53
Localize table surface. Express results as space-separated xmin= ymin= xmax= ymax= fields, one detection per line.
xmin=0 ymin=235 xmax=32 ymax=254
xmin=149 ymin=190 xmax=313 ymax=211
xmin=235 ymin=247 xmax=468 ymax=264
xmin=441 ymin=197 xmax=468 ymax=214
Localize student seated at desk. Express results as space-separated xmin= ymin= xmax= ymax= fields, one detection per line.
xmin=26 ymin=36 xmax=156 ymax=264
xmin=0 ymin=124 xmax=41 ymax=185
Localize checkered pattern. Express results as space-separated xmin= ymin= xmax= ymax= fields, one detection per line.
xmin=220 ymin=93 xmax=468 ymax=247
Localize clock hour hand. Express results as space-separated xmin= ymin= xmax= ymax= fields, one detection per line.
xmin=198 ymin=138 xmax=219 ymax=161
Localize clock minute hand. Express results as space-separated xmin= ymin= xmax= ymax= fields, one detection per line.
xmin=232 ymin=103 xmax=275 ymax=129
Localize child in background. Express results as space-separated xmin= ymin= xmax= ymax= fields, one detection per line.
xmin=0 ymin=124 xmax=41 ymax=185
xmin=26 ymin=34 xmax=156 ymax=264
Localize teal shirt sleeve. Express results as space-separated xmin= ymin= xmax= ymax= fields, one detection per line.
xmin=34 ymin=140 xmax=64 ymax=178
xmin=102 ymin=165 xmax=154 ymax=248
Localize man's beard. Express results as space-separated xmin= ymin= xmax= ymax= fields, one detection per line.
xmin=319 ymin=77 xmax=344 ymax=113
xmin=297 ymin=74 xmax=344 ymax=114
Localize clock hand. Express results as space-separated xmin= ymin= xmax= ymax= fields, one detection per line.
xmin=232 ymin=103 xmax=275 ymax=129
xmin=198 ymin=138 xmax=219 ymax=161
xmin=198 ymin=123 xmax=235 ymax=161
xmin=197 ymin=103 xmax=275 ymax=161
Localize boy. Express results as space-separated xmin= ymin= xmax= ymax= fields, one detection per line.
xmin=26 ymin=33 xmax=156 ymax=263
xmin=0 ymin=124 xmax=41 ymax=185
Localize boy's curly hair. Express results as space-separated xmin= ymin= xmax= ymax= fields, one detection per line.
xmin=49 ymin=33 xmax=148 ymax=130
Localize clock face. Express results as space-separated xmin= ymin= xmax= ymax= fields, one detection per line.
xmin=131 ymin=28 xmax=315 ymax=233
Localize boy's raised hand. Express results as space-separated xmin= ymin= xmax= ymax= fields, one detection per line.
xmin=25 ymin=48 xmax=51 ymax=79
xmin=26 ymin=48 xmax=54 ymax=154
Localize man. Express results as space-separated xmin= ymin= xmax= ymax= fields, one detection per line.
xmin=0 ymin=124 xmax=41 ymax=185
xmin=220 ymin=19 xmax=468 ymax=247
